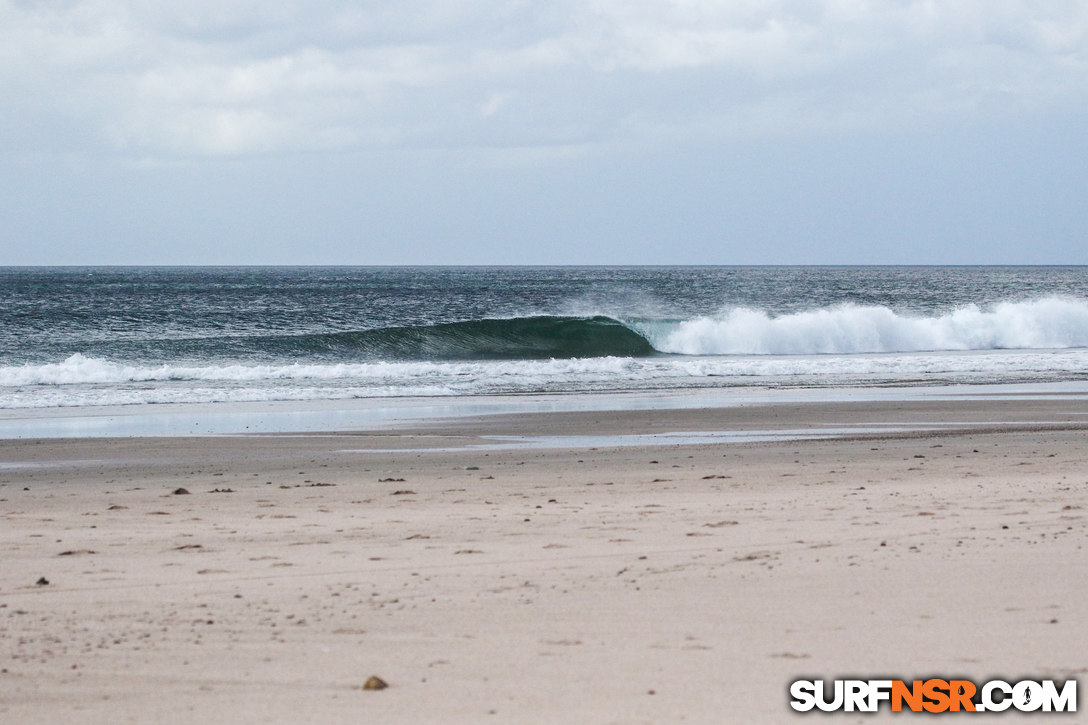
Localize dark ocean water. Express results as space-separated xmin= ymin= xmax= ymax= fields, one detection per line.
xmin=2 ymin=266 xmax=1088 ymax=408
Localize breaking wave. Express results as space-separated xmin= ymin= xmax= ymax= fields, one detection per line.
xmin=651 ymin=297 xmax=1088 ymax=355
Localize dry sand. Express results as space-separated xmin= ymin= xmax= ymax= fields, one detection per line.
xmin=1 ymin=396 xmax=1086 ymax=723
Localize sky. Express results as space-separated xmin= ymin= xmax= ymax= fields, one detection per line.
xmin=1 ymin=0 xmax=1087 ymax=265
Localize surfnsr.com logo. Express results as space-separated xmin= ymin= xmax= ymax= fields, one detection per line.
xmin=790 ymin=679 xmax=1077 ymax=713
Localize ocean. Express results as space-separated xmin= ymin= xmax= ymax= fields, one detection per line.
xmin=2 ymin=266 xmax=1088 ymax=411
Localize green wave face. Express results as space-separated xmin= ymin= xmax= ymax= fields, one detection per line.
xmin=311 ymin=316 xmax=656 ymax=361
xmin=70 ymin=316 xmax=657 ymax=363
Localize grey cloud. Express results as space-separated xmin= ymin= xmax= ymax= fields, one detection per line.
xmin=2 ymin=0 xmax=1086 ymax=161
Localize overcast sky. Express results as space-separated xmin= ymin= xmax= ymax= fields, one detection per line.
xmin=2 ymin=0 xmax=1086 ymax=265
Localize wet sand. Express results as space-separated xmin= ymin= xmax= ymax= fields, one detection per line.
xmin=1 ymin=396 xmax=1087 ymax=723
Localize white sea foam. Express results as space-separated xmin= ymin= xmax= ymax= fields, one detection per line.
xmin=652 ymin=297 xmax=1088 ymax=355
xmin=0 ymin=354 xmax=635 ymax=388
xmin=3 ymin=347 xmax=1088 ymax=409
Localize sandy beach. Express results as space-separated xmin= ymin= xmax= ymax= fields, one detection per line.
xmin=2 ymin=393 xmax=1086 ymax=723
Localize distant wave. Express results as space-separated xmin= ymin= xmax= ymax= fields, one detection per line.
xmin=104 ymin=298 xmax=1088 ymax=363
xmin=651 ymin=297 xmax=1088 ymax=355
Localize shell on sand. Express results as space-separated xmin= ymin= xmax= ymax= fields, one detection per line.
xmin=362 ymin=676 xmax=388 ymax=691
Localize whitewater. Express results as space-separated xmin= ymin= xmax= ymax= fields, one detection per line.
xmin=654 ymin=297 xmax=1088 ymax=355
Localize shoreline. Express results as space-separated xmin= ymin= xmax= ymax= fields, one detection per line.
xmin=1 ymin=393 xmax=1086 ymax=722
xmin=2 ymin=379 xmax=1088 ymax=439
